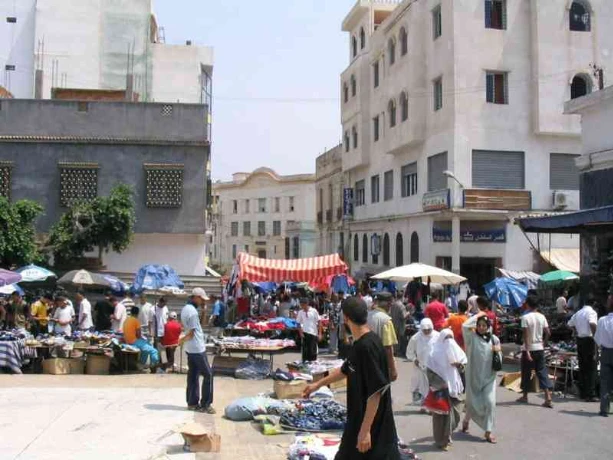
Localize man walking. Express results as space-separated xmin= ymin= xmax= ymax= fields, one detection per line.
xmin=180 ymin=288 xmax=215 ymax=414
xmin=303 ymin=297 xmax=400 ymax=459
xmin=568 ymin=302 xmax=598 ymax=401
xmin=517 ymin=295 xmax=554 ymax=408
xmin=296 ymin=298 xmax=322 ymax=362
xmin=595 ymin=295 xmax=613 ymax=417
xmin=367 ymin=291 xmax=398 ymax=381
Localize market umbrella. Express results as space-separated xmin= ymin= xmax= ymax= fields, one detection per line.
xmin=58 ymin=269 xmax=112 ymax=288
xmin=539 ymin=270 xmax=579 ymax=285
xmin=484 ymin=277 xmax=528 ymax=308
xmin=16 ymin=264 xmax=57 ymax=282
xmin=0 ymin=284 xmax=25 ymax=296
xmin=0 ymin=268 xmax=22 ymax=287
xmin=372 ymin=263 xmax=466 ymax=285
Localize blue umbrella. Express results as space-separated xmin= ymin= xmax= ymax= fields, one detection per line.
xmin=132 ymin=264 xmax=184 ymax=293
xmin=100 ymin=274 xmax=129 ymax=294
xmin=16 ymin=264 xmax=57 ymax=282
xmin=484 ymin=277 xmax=528 ymax=308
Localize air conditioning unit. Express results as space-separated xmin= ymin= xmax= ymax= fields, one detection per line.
xmin=553 ymin=191 xmax=568 ymax=210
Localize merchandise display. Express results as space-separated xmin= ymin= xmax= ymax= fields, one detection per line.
xmin=214 ymin=336 xmax=296 ymax=350
xmin=279 ymin=400 xmax=346 ymax=432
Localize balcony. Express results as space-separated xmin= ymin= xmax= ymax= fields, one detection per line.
xmin=326 ymin=209 xmax=333 ymax=223
xmin=463 ymin=189 xmax=532 ymax=211
xmin=317 ymin=211 xmax=323 ymax=225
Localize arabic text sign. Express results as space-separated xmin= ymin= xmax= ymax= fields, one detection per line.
xmin=433 ymin=228 xmax=506 ymax=243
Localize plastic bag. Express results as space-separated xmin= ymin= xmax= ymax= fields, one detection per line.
xmin=235 ymin=358 xmax=271 ymax=380
xmin=224 ymin=397 xmax=267 ymax=421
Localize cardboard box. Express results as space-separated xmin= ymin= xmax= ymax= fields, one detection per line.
xmin=70 ymin=359 xmax=85 ymax=375
xmin=500 ymin=371 xmax=553 ymax=393
xmin=312 ymin=371 xmax=347 ymax=390
xmin=42 ymin=358 xmax=71 ymax=375
xmin=274 ymin=380 xmax=308 ymax=399
xmin=178 ymin=423 xmax=221 ymax=453
xmin=86 ymin=355 xmax=111 ymax=375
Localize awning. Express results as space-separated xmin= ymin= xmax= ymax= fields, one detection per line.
xmin=236 ymin=252 xmax=347 ymax=283
xmin=496 ymin=268 xmax=540 ymax=290
xmin=538 ymin=248 xmax=580 ymax=273
xmin=517 ymin=205 xmax=613 ymax=234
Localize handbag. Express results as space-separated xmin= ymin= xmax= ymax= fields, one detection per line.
xmin=492 ymin=336 xmax=503 ymax=372
xmin=423 ymin=389 xmax=451 ymax=415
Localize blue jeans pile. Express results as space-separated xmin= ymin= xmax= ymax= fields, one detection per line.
xmin=280 ymin=400 xmax=346 ymax=431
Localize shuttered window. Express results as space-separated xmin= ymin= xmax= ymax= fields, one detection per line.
xmin=371 ymin=175 xmax=380 ymax=203
xmin=550 ymin=153 xmax=580 ymax=190
xmin=384 ymin=170 xmax=394 ymax=201
xmin=472 ymin=150 xmax=524 ymax=189
xmin=428 ymin=152 xmax=448 ymax=191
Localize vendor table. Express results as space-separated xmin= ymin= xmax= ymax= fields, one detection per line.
xmin=0 ymin=340 xmax=36 ymax=374
xmin=550 ymin=351 xmax=578 ymax=398
xmin=214 ymin=345 xmax=289 ymax=373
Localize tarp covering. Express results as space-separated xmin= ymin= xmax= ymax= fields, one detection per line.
xmin=236 ymin=252 xmax=347 ymax=283
xmin=538 ymin=248 xmax=580 ymax=273
xmin=496 ymin=268 xmax=540 ymax=290
xmin=517 ymin=205 xmax=613 ymax=234
xmin=132 ymin=264 xmax=184 ymax=293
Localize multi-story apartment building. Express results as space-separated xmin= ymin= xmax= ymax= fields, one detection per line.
xmin=338 ymin=0 xmax=611 ymax=286
xmin=211 ymin=168 xmax=316 ymax=271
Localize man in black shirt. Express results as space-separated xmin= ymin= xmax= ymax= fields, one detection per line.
xmin=304 ymin=296 xmax=399 ymax=459
xmin=94 ymin=292 xmax=114 ymax=331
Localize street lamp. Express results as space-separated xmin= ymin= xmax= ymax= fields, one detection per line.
xmin=443 ymin=170 xmax=465 ymax=189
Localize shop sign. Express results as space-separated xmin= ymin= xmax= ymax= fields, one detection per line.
xmin=343 ymin=188 xmax=354 ymax=218
xmin=432 ymin=227 xmax=506 ymax=243
xmin=423 ymin=189 xmax=450 ymax=212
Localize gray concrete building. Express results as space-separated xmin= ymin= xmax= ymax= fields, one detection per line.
xmin=0 ymin=98 xmax=211 ymax=275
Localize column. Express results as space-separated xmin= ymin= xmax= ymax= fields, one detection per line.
xmin=452 ymin=214 xmax=461 ymax=274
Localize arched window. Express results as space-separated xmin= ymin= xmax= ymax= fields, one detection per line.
xmin=400 ymin=91 xmax=408 ymax=122
xmin=388 ymin=38 xmax=396 ymax=66
xmin=352 ymin=125 xmax=358 ymax=149
xmin=570 ymin=1 xmax=591 ymax=32
xmin=352 ymin=36 xmax=358 ymax=58
xmin=353 ymin=234 xmax=359 ymax=261
xmin=360 ymin=27 xmax=366 ymax=49
xmin=343 ymin=82 xmax=349 ymax=103
xmin=410 ymin=231 xmax=419 ymax=263
xmin=362 ymin=234 xmax=368 ymax=263
xmin=396 ymin=233 xmax=404 ymax=266
xmin=351 ymin=75 xmax=356 ymax=96
xmin=399 ymin=27 xmax=408 ymax=56
xmin=570 ymin=74 xmax=592 ymax=99
xmin=383 ymin=233 xmax=390 ymax=266
xmin=388 ymin=99 xmax=397 ymax=128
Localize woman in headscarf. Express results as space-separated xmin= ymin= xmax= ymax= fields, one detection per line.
xmin=426 ymin=328 xmax=467 ymax=451
xmin=462 ymin=312 xmax=500 ymax=443
xmin=406 ymin=318 xmax=439 ymax=406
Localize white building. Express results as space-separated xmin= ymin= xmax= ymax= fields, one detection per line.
xmin=0 ymin=0 xmax=213 ymax=104
xmin=315 ymin=145 xmax=346 ymax=256
xmin=211 ymin=168 xmax=316 ymax=272
xmin=336 ymin=0 xmax=611 ymax=286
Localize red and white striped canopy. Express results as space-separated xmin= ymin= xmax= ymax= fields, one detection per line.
xmin=237 ymin=252 xmax=347 ymax=283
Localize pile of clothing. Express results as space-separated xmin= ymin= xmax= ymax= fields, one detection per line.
xmin=271 ymin=368 xmax=313 ymax=382
xmin=233 ymin=317 xmax=300 ymax=334
xmin=0 ymin=330 xmax=25 ymax=342
xmin=287 ymin=434 xmax=341 ymax=460
xmin=215 ymin=336 xmax=296 ymax=349
xmin=286 ymin=359 xmax=344 ymax=375
xmin=279 ymin=400 xmax=346 ymax=431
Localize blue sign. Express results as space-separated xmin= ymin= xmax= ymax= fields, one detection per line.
xmin=433 ymin=227 xmax=506 ymax=243
xmin=343 ymin=188 xmax=354 ymax=218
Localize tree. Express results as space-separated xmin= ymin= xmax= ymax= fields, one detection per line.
xmin=48 ymin=184 xmax=136 ymax=267
xmin=0 ymin=197 xmax=44 ymax=268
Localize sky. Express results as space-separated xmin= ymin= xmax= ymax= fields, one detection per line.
xmin=154 ymin=0 xmax=356 ymax=181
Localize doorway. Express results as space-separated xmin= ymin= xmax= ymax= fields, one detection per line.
xmin=460 ymin=257 xmax=500 ymax=294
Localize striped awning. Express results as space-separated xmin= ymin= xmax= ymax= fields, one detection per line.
xmin=237 ymin=252 xmax=347 ymax=283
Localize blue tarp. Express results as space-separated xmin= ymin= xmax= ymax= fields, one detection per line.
xmin=517 ymin=205 xmax=613 ymax=234
xmin=252 ymin=282 xmax=278 ymax=294
xmin=132 ymin=265 xmax=184 ymax=293
xmin=101 ymin=275 xmax=129 ymax=295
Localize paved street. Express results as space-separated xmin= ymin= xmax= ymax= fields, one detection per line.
xmin=0 ymin=352 xmax=610 ymax=459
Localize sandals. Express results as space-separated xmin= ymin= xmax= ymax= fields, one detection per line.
xmin=461 ymin=420 xmax=469 ymax=433
xmin=516 ymin=396 xmax=528 ymax=404
xmin=485 ymin=433 xmax=498 ymax=444
xmin=542 ymin=400 xmax=553 ymax=409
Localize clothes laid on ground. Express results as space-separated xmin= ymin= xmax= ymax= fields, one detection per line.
xmin=521 ymin=311 xmax=548 ymax=351
xmin=406 ymin=318 xmax=439 ymax=405
xmin=217 ymin=336 xmax=295 ymax=349
xmin=280 ymin=399 xmax=347 ymax=432
xmin=235 ymin=358 xmax=271 ymax=380
xmin=123 ymin=316 xmax=140 ymax=345
xmin=424 ymin=301 xmax=449 ymax=331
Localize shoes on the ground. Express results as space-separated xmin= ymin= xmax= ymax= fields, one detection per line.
xmin=187 ymin=405 xmax=199 ymax=411
xmin=202 ymin=406 xmax=216 ymax=414
xmin=599 ymin=411 xmax=609 ymax=417
xmin=156 ymin=368 xmax=166 ymax=374
xmin=584 ymin=397 xmax=598 ymax=403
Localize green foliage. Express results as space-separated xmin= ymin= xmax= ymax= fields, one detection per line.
xmin=48 ymin=184 xmax=136 ymax=266
xmin=0 ymin=197 xmax=44 ymax=268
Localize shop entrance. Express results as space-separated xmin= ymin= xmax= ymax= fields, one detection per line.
xmin=460 ymin=257 xmax=500 ymax=294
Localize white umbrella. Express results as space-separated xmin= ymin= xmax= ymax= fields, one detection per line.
xmin=372 ymin=263 xmax=466 ymax=285
xmin=16 ymin=264 xmax=57 ymax=282
xmin=58 ymin=269 xmax=111 ymax=288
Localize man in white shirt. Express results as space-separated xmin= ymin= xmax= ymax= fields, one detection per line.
xmin=595 ymin=296 xmax=613 ymax=417
xmin=568 ymin=303 xmax=598 ymax=401
xmin=51 ymin=296 xmax=75 ymax=336
xmin=137 ymin=294 xmax=155 ymax=341
xmin=518 ymin=295 xmax=553 ymax=408
xmin=76 ymin=291 xmax=93 ymax=331
xmin=154 ymin=297 xmax=169 ymax=347
xmin=110 ymin=296 xmax=127 ymax=332
xmin=296 ymin=298 xmax=321 ymax=362
xmin=362 ymin=289 xmax=374 ymax=310
xmin=556 ymin=290 xmax=568 ymax=315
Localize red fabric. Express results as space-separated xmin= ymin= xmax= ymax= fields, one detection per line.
xmin=237 ymin=252 xmax=347 ymax=283
xmin=425 ymin=301 xmax=449 ymax=331
xmin=237 ymin=297 xmax=250 ymax=317
xmin=423 ymin=389 xmax=450 ymax=414
xmin=161 ymin=320 xmax=182 ymax=346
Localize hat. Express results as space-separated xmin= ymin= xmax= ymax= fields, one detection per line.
xmin=374 ymin=291 xmax=393 ymax=302
xmin=191 ymin=287 xmax=210 ymax=301
xmin=169 ymin=311 xmax=178 ymax=319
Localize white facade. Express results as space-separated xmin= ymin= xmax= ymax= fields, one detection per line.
xmin=315 ymin=145 xmax=346 ymax=256
xmin=212 ymin=168 xmax=316 ymax=271
xmin=0 ymin=0 xmax=213 ymax=103
xmin=336 ymin=0 xmax=610 ymax=286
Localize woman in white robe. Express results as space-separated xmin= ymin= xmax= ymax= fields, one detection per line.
xmin=406 ymin=318 xmax=439 ymax=405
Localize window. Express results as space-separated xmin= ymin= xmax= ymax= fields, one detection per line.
xmin=371 ymin=175 xmax=380 ymax=203
xmin=360 ymin=27 xmax=366 ymax=49
xmin=232 ymin=200 xmax=238 ymax=214
xmin=432 ymin=5 xmax=442 ymax=39
xmin=258 ymin=221 xmax=266 ymax=236
xmin=570 ymin=1 xmax=591 ymax=32
xmin=472 ymin=150 xmax=525 ymax=189
xmin=0 ymin=161 xmax=12 ymax=199
xmin=352 ymin=125 xmax=358 ymax=149
xmin=232 ymin=244 xmax=237 ymax=259
xmin=352 ymin=35 xmax=357 ymax=58
xmin=274 ymin=197 xmax=280 ymax=213
xmin=243 ymin=221 xmax=251 ymax=236
xmin=433 ymin=77 xmax=443 ymax=111
xmin=384 ymin=170 xmax=394 ymax=201
xmin=244 ymin=199 xmax=250 ymax=213
xmin=401 ymin=162 xmax=418 ymax=197
xmin=231 ymin=222 xmax=239 ymax=237
xmin=258 ymin=198 xmax=267 ymax=213
xmin=485 ymin=0 xmax=507 ymax=30
xmin=400 ymin=91 xmax=408 ymax=122
xmin=344 ymin=131 xmax=350 ymax=152
xmin=550 ymin=153 xmax=580 ymax=190
xmin=273 ymin=220 xmax=281 ymax=236
xmin=353 ymin=235 xmax=359 ymax=261
xmin=373 ymin=115 xmax=380 ymax=142
xmin=285 ymin=237 xmax=290 ymax=258
xmin=289 ymin=196 xmax=295 ymax=212
xmin=428 ymin=151 xmax=448 ymax=191
xmin=410 ymin=232 xmax=419 ymax=263
xmin=388 ymin=39 xmax=396 ymax=66
xmin=373 ymin=61 xmax=380 ymax=88
xmin=396 ymin=233 xmax=404 ymax=266
xmin=245 ymin=244 xmax=250 ymax=253
xmin=59 ymin=163 xmax=99 ymax=207
xmin=362 ymin=234 xmax=368 ymax=263
xmin=400 ymin=27 xmax=408 ymax=56
xmin=355 ymin=180 xmax=366 ymax=206
xmin=486 ymin=72 xmax=508 ymax=104
xmin=343 ymin=82 xmax=349 ymax=103
xmin=388 ymin=100 xmax=397 ymax=127
xmin=351 ymin=75 xmax=356 ymax=97
xmin=292 ymin=236 xmax=300 ymax=259
xmin=383 ymin=233 xmax=390 ymax=266
xmin=571 ymin=74 xmax=591 ymax=99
